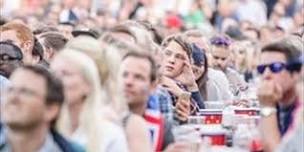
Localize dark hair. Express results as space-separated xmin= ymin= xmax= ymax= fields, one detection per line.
xmin=59 ymin=21 xmax=75 ymax=27
xmin=39 ymin=32 xmax=67 ymax=51
xmin=136 ymin=20 xmax=163 ymax=45
xmin=191 ymin=44 xmax=208 ymax=100
xmin=161 ymin=34 xmax=193 ymax=59
xmin=0 ymin=16 xmax=7 ymax=26
xmin=20 ymin=65 xmax=64 ymax=127
xmin=33 ymin=25 xmax=59 ymax=35
xmin=20 ymin=65 xmax=64 ymax=105
xmin=32 ymin=37 xmax=44 ymax=60
xmin=122 ymin=51 xmax=158 ymax=82
xmin=109 ymin=24 xmax=137 ymax=42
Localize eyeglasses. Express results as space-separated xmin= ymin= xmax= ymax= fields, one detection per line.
xmin=257 ymin=62 xmax=286 ymax=74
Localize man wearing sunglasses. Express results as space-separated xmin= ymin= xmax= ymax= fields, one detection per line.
xmin=257 ymin=38 xmax=303 ymax=152
xmin=0 ymin=21 xmax=39 ymax=65
xmin=0 ymin=41 xmax=23 ymax=78
xmin=210 ymin=35 xmax=248 ymax=96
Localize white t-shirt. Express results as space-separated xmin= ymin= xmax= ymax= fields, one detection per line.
xmin=71 ymin=120 xmax=129 ymax=152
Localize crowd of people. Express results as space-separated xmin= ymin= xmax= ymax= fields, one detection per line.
xmin=0 ymin=0 xmax=303 ymax=152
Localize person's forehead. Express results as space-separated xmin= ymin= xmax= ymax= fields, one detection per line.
xmin=122 ymin=57 xmax=151 ymax=76
xmin=165 ymin=41 xmax=188 ymax=55
xmin=10 ymin=69 xmax=47 ymax=93
xmin=212 ymin=47 xmax=230 ymax=57
xmin=51 ymin=57 xmax=79 ymax=74
xmin=260 ymin=51 xmax=287 ymax=64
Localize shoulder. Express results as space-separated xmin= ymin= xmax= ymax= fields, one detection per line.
xmin=208 ymin=68 xmax=230 ymax=85
xmin=51 ymin=129 xmax=85 ymax=152
xmin=102 ymin=121 xmax=129 ymax=151
xmin=226 ymin=68 xmax=242 ymax=78
xmin=208 ymin=68 xmax=228 ymax=80
xmin=125 ymin=114 xmax=148 ymax=131
xmin=102 ymin=120 xmax=126 ymax=137
xmin=125 ymin=114 xmax=150 ymax=140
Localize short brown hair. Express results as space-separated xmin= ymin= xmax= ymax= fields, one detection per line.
xmin=19 ymin=65 xmax=64 ymax=127
xmin=261 ymin=37 xmax=302 ymax=62
xmin=161 ymin=34 xmax=192 ymax=59
xmin=39 ymin=32 xmax=67 ymax=51
xmin=109 ymin=24 xmax=137 ymax=42
xmin=122 ymin=51 xmax=157 ymax=82
xmin=0 ymin=21 xmax=34 ymax=45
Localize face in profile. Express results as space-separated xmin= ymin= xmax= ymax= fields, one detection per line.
xmin=192 ymin=64 xmax=205 ymax=81
xmin=119 ymin=56 xmax=152 ymax=107
xmin=0 ymin=42 xmax=23 ymax=78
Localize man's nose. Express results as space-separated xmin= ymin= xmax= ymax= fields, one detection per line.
xmin=168 ymin=55 xmax=175 ymax=64
xmin=124 ymin=75 xmax=134 ymax=88
xmin=262 ymin=67 xmax=273 ymax=80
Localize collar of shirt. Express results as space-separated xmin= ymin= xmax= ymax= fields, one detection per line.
xmin=0 ymin=126 xmax=62 ymax=152
xmin=276 ymin=99 xmax=300 ymax=136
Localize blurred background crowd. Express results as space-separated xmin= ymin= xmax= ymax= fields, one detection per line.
xmin=0 ymin=0 xmax=303 ymax=152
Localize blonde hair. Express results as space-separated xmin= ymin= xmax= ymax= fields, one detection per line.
xmin=66 ymin=36 xmax=128 ymax=119
xmin=55 ymin=49 xmax=106 ymax=152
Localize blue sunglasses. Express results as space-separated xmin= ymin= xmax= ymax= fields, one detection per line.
xmin=257 ymin=62 xmax=286 ymax=74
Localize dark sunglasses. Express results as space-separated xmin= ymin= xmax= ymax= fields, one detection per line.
xmin=257 ymin=62 xmax=286 ymax=74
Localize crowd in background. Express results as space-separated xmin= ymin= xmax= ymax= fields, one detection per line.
xmin=0 ymin=0 xmax=303 ymax=152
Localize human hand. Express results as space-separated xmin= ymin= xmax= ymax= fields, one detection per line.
xmin=161 ymin=76 xmax=184 ymax=96
xmin=175 ymin=98 xmax=191 ymax=122
xmin=175 ymin=61 xmax=198 ymax=92
xmin=257 ymin=80 xmax=282 ymax=107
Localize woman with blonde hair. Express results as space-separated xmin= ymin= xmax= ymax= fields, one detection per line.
xmin=66 ymin=36 xmax=152 ymax=152
xmin=50 ymin=49 xmax=128 ymax=152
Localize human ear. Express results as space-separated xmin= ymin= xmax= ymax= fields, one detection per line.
xmin=45 ymin=104 xmax=60 ymax=125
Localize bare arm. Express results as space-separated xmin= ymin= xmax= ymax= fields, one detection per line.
xmin=126 ymin=115 xmax=152 ymax=152
xmin=260 ymin=113 xmax=281 ymax=152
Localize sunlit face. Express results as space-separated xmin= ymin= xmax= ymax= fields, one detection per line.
xmin=50 ymin=57 xmax=90 ymax=104
xmin=259 ymin=51 xmax=297 ymax=93
xmin=192 ymin=64 xmax=205 ymax=80
xmin=1 ymin=69 xmax=48 ymax=128
xmin=119 ymin=56 xmax=152 ymax=107
xmin=161 ymin=41 xmax=188 ymax=78
xmin=212 ymin=46 xmax=230 ymax=71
